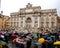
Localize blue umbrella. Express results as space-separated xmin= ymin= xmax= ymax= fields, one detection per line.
xmin=0 ymin=40 xmax=3 ymax=42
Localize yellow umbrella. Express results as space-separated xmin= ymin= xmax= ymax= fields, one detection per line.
xmin=0 ymin=44 xmax=2 ymax=48
xmin=38 ymin=38 xmax=45 ymax=44
xmin=54 ymin=41 xmax=60 ymax=45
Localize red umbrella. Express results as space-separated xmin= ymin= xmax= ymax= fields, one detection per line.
xmin=13 ymin=39 xmax=16 ymax=43
xmin=11 ymin=33 xmax=16 ymax=37
xmin=44 ymin=40 xmax=48 ymax=43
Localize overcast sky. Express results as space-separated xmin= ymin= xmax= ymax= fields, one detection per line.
xmin=1 ymin=0 xmax=60 ymax=16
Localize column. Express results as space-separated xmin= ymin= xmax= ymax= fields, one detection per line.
xmin=44 ymin=17 xmax=46 ymax=28
xmin=38 ymin=16 xmax=40 ymax=28
xmin=39 ymin=17 xmax=41 ymax=28
xmin=23 ymin=17 xmax=25 ymax=27
xmin=19 ymin=18 xmax=21 ymax=27
xmin=49 ymin=17 xmax=51 ymax=28
xmin=31 ymin=17 xmax=34 ymax=27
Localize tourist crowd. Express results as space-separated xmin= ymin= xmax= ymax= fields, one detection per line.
xmin=0 ymin=30 xmax=60 ymax=48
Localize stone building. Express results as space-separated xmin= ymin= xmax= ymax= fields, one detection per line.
xmin=0 ymin=11 xmax=4 ymax=30
xmin=0 ymin=16 xmax=3 ymax=30
xmin=10 ymin=3 xmax=60 ymax=32
xmin=56 ymin=16 xmax=60 ymax=31
xmin=4 ymin=16 xmax=11 ymax=30
xmin=0 ymin=11 xmax=10 ymax=31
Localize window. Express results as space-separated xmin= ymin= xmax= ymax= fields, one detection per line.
xmin=16 ymin=18 xmax=17 ymax=21
xmin=11 ymin=18 xmax=13 ymax=21
xmin=51 ymin=17 xmax=55 ymax=21
xmin=41 ymin=16 xmax=44 ymax=21
xmin=41 ymin=22 xmax=44 ymax=27
xmin=17 ymin=18 xmax=19 ymax=21
xmin=35 ymin=21 xmax=38 ymax=23
xmin=15 ymin=15 xmax=17 ymax=18
xmin=49 ymin=15 xmax=51 ymax=16
xmin=35 ymin=17 xmax=37 ymax=19
xmin=14 ymin=18 xmax=15 ymax=21
xmin=49 ymin=13 xmax=52 ymax=16
xmin=21 ymin=17 xmax=23 ymax=20
xmin=17 ymin=22 xmax=19 ymax=27
xmin=11 ymin=22 xmax=13 ymax=26
xmin=14 ymin=22 xmax=16 ymax=27
xmin=11 ymin=16 xmax=14 ymax=18
xmin=51 ymin=22 xmax=55 ymax=28
xmin=21 ymin=24 xmax=23 ymax=27
xmin=21 ymin=21 xmax=23 ymax=23
xmin=46 ymin=16 xmax=49 ymax=21
xmin=34 ymin=24 xmax=38 ymax=27
xmin=46 ymin=22 xmax=49 ymax=28
xmin=12 ymin=22 xmax=14 ymax=27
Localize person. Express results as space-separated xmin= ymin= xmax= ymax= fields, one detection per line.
xmin=26 ymin=33 xmax=32 ymax=48
xmin=47 ymin=34 xmax=53 ymax=48
xmin=16 ymin=36 xmax=26 ymax=48
xmin=2 ymin=45 xmax=8 ymax=48
xmin=4 ymin=33 xmax=9 ymax=43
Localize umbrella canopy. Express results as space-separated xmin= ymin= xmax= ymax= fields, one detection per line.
xmin=44 ymin=40 xmax=48 ymax=43
xmin=0 ymin=32 xmax=5 ymax=35
xmin=16 ymin=37 xmax=25 ymax=43
xmin=11 ymin=33 xmax=16 ymax=37
xmin=0 ymin=41 xmax=7 ymax=46
xmin=38 ymin=38 xmax=45 ymax=44
xmin=0 ymin=35 xmax=4 ymax=39
xmin=5 ymin=33 xmax=9 ymax=36
xmin=0 ymin=44 xmax=2 ymax=48
xmin=32 ymin=32 xmax=37 ymax=38
xmin=13 ymin=38 xmax=16 ymax=43
xmin=54 ymin=41 xmax=60 ymax=45
xmin=1 ymin=32 xmax=5 ymax=35
xmin=0 ymin=40 xmax=3 ymax=42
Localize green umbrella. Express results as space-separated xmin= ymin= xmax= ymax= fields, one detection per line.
xmin=0 ymin=41 xmax=7 ymax=46
xmin=5 ymin=34 xmax=9 ymax=36
xmin=55 ymin=46 xmax=58 ymax=48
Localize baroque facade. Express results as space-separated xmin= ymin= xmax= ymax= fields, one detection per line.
xmin=10 ymin=3 xmax=60 ymax=32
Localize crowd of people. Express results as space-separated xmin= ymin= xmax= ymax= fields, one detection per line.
xmin=0 ymin=30 xmax=60 ymax=48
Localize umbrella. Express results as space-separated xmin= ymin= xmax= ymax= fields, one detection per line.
xmin=11 ymin=33 xmax=16 ymax=37
xmin=44 ymin=40 xmax=48 ymax=43
xmin=32 ymin=32 xmax=37 ymax=38
xmin=0 ymin=35 xmax=4 ymax=39
xmin=5 ymin=34 xmax=9 ymax=36
xmin=13 ymin=38 xmax=16 ymax=43
xmin=16 ymin=37 xmax=25 ymax=44
xmin=1 ymin=32 xmax=5 ymax=35
xmin=0 ymin=44 xmax=2 ymax=48
xmin=38 ymin=38 xmax=45 ymax=44
xmin=0 ymin=40 xmax=3 ymax=42
xmin=0 ymin=41 xmax=7 ymax=46
xmin=54 ymin=41 xmax=60 ymax=45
